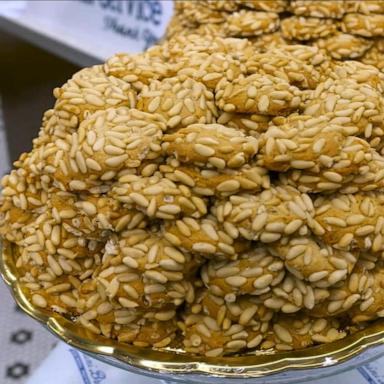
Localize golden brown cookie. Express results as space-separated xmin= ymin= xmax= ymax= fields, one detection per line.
xmin=194 ymin=23 xmax=227 ymax=38
xmin=161 ymin=34 xmax=254 ymax=63
xmin=137 ymin=76 xmax=218 ymax=129
xmin=111 ymin=173 xmax=208 ymax=219
xmin=174 ymin=1 xmax=226 ymax=26
xmin=260 ymin=272 xmax=331 ymax=313
xmin=206 ymin=0 xmax=239 ymax=12
xmin=351 ymin=1 xmax=384 ymax=14
xmin=303 ymin=79 xmax=384 ymax=149
xmin=290 ymin=0 xmax=347 ymax=19
xmin=309 ymin=263 xmax=374 ymax=318
xmin=278 ymin=136 xmax=384 ymax=194
xmin=272 ymin=44 xmax=330 ymax=68
xmin=217 ymin=112 xmax=270 ymax=135
xmin=326 ymin=60 xmax=384 ymax=94
xmin=103 ymin=228 xmax=202 ymax=280
xmin=237 ymin=0 xmax=288 ymax=13
xmin=104 ymin=53 xmax=170 ymax=91
xmin=161 ymin=159 xmax=270 ymax=197
xmin=75 ymin=299 xmax=179 ymax=347
xmin=215 ymin=74 xmax=302 ymax=115
xmin=182 ymin=312 xmax=269 ymax=356
xmin=174 ymin=52 xmax=246 ymax=90
xmin=312 ymin=192 xmax=384 ymax=253
xmin=362 ymin=43 xmax=384 ymax=72
xmin=248 ymin=32 xmax=288 ymax=52
xmin=262 ymin=314 xmax=346 ymax=351
xmin=342 ymin=13 xmax=384 ymax=38
xmin=212 ymin=186 xmax=314 ymax=243
xmin=33 ymin=109 xmax=78 ymax=147
xmin=53 ymin=66 xmax=136 ymax=121
xmin=162 ymin=124 xmax=259 ymax=168
xmin=113 ymin=318 xmax=178 ymax=348
xmin=95 ymin=251 xmax=196 ymax=311
xmin=43 ymin=107 xmax=165 ymax=191
xmin=163 ymin=216 xmax=250 ymax=260
xmin=269 ymin=237 xmax=358 ymax=287
xmin=201 ymin=248 xmax=285 ymax=299
xmin=246 ymin=48 xmax=323 ymax=89
xmin=49 ymin=190 xmax=145 ymax=237
xmin=315 ymin=33 xmax=373 ymax=60
xmin=0 ymin=169 xmax=46 ymax=241
xmin=194 ymin=289 xmax=274 ymax=326
xmin=281 ymin=16 xmax=338 ymax=41
xmin=350 ymin=264 xmax=384 ymax=322
xmin=224 ymin=10 xmax=280 ymax=37
xmin=259 ymin=115 xmax=345 ymax=173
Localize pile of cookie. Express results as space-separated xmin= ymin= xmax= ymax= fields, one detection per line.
xmin=168 ymin=0 xmax=384 ymax=70
xmin=2 ymin=30 xmax=384 ymax=357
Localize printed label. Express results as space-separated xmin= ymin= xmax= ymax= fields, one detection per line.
xmin=0 ymin=0 xmax=174 ymax=61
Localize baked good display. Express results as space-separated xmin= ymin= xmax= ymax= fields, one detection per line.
xmin=2 ymin=3 xmax=384 ymax=358
xmin=169 ymin=1 xmax=384 ymax=72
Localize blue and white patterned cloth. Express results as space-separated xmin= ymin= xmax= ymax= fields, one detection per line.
xmin=26 ymin=343 xmax=163 ymax=384
xmin=24 ymin=341 xmax=384 ymax=384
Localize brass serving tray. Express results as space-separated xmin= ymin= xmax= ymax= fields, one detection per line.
xmin=2 ymin=239 xmax=384 ymax=380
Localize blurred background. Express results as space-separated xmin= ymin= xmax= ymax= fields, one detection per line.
xmin=0 ymin=1 xmax=173 ymax=382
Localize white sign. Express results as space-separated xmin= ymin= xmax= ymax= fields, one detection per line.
xmin=0 ymin=0 xmax=174 ymax=62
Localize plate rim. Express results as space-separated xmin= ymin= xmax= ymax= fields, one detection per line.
xmin=2 ymin=239 xmax=384 ymax=379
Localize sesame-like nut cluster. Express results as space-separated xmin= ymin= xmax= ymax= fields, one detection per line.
xmin=27 ymin=107 xmax=165 ymax=192
xmin=249 ymin=32 xmax=288 ymax=52
xmin=237 ymin=1 xmax=289 ymax=13
xmin=308 ymin=262 xmax=375 ymax=319
xmin=312 ymin=193 xmax=384 ymax=253
xmin=161 ymin=161 xmax=270 ymax=198
xmin=259 ymin=115 xmax=346 ymax=173
xmin=174 ymin=1 xmax=225 ymax=26
xmin=137 ymin=76 xmax=218 ymax=129
xmin=201 ymin=248 xmax=285 ymax=298
xmin=352 ymin=1 xmax=384 ymax=14
xmin=34 ymin=66 xmax=137 ymax=146
xmin=263 ymin=314 xmax=346 ymax=351
xmin=281 ymin=17 xmax=338 ymax=41
xmin=162 ymin=124 xmax=259 ymax=168
xmin=245 ymin=47 xmax=325 ymax=89
xmin=269 ymin=237 xmax=358 ymax=287
xmin=168 ymin=1 xmax=384 ymax=73
xmin=3 ymin=31 xmax=384 ymax=358
xmin=182 ymin=312 xmax=267 ymax=356
xmin=104 ymin=53 xmax=170 ymax=91
xmin=111 ymin=174 xmax=208 ymax=220
xmin=216 ymin=112 xmax=270 ymax=136
xmin=173 ymin=52 xmax=247 ymax=90
xmin=163 ymin=216 xmax=250 ymax=260
xmin=324 ymin=60 xmax=384 ymax=94
xmin=303 ymin=79 xmax=384 ymax=150
xmin=290 ymin=1 xmax=348 ymax=19
xmin=216 ymin=74 xmax=302 ymax=116
xmin=362 ymin=41 xmax=384 ymax=72
xmin=342 ymin=13 xmax=384 ymax=37
xmin=315 ymin=33 xmax=373 ymax=60
xmin=224 ymin=10 xmax=280 ymax=37
xmin=212 ymin=186 xmax=314 ymax=245
xmin=207 ymin=0 xmax=239 ymax=12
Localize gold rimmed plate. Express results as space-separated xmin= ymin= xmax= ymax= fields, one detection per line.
xmin=2 ymin=240 xmax=384 ymax=383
